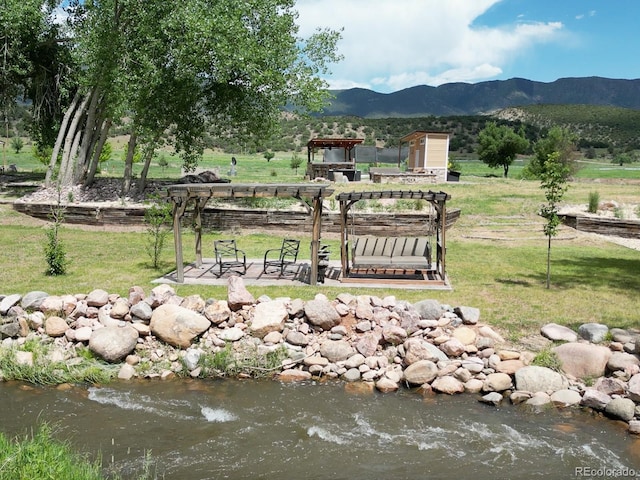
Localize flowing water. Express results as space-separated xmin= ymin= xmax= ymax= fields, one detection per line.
xmin=0 ymin=379 xmax=638 ymax=479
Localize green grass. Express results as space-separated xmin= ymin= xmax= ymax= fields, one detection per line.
xmin=2 ymin=153 xmax=640 ymax=343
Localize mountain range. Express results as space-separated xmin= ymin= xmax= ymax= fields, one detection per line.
xmin=322 ymin=77 xmax=640 ymax=118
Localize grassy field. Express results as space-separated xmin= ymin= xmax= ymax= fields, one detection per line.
xmin=1 ymin=148 xmax=639 ymax=344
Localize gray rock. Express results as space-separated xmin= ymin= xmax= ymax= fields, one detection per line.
xmin=89 ymin=326 xmax=139 ymax=362
xmin=540 ymin=323 xmax=577 ymax=342
xmin=227 ymin=276 xmax=255 ymax=311
xmin=344 ymin=354 xmax=366 ymax=369
xmin=578 ymin=323 xmax=609 ymax=343
xmin=0 ymin=294 xmax=21 ymax=316
xmin=355 ymin=333 xmax=381 ymax=357
xmin=20 ymin=291 xmax=48 ymax=311
xmin=594 ymin=377 xmax=626 ymax=396
xmin=454 ymin=305 xmax=480 ymax=325
xmin=218 ymin=327 xmax=244 ymax=342
xmin=398 ymin=309 xmax=421 ymax=335
xmin=403 ymin=360 xmax=438 ymax=385
xmin=440 ymin=338 xmax=465 ymax=357
xmin=250 ymin=300 xmax=287 ymax=339
xmin=130 ymin=301 xmax=153 ymax=321
xmin=304 ymin=299 xmax=341 ymax=331
xmin=342 ymin=368 xmax=361 ymax=382
xmin=605 ymin=397 xmax=636 ymax=422
xmin=150 ymin=304 xmax=211 ymax=348
xmin=203 ymin=300 xmax=231 ymax=325
xmin=117 ymin=363 xmax=136 ymax=380
xmin=515 ymin=365 xmax=568 ymax=393
xmin=0 ymin=321 xmax=20 ymax=338
xmin=627 ymin=373 xmax=640 ymax=402
xmin=86 ymin=289 xmax=109 ymax=307
xmin=483 ymin=372 xmax=513 ymax=392
xmin=610 ymin=328 xmax=635 ymax=344
xmin=183 ymin=348 xmax=202 ymax=370
xmin=319 ymin=340 xmax=354 ymax=362
xmin=480 ymin=392 xmax=504 ymax=405
xmin=550 ymin=389 xmax=582 ymax=407
xmin=461 ymin=357 xmax=485 ymax=374
xmin=403 ymin=337 xmax=448 ymax=365
xmin=413 ymin=299 xmax=443 ymax=320
xmin=382 ymin=325 xmax=407 ymax=345
xmin=287 ymin=298 xmax=305 ymax=318
xmin=581 ymin=388 xmax=611 ymax=411
xmin=553 ymin=343 xmax=611 ymax=379
xmin=286 ymin=331 xmax=309 ymax=347
xmin=525 ymin=394 xmax=552 ymax=408
xmin=606 ymin=351 xmax=640 ymax=372
xmin=431 ymin=376 xmax=465 ymax=395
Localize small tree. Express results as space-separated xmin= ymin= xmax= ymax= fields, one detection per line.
xmin=157 ymin=153 xmax=169 ymax=173
xmin=290 ymin=153 xmax=302 ymax=174
xmin=477 ymin=122 xmax=529 ymax=177
xmin=144 ymin=197 xmax=173 ymax=269
xmin=264 ymin=151 xmax=275 ymax=163
xmin=539 ymin=152 xmax=570 ymax=289
xmin=44 ymin=191 xmax=68 ymax=276
xmin=10 ymin=136 xmax=23 ymax=154
xmin=526 ymin=127 xmax=577 ymax=179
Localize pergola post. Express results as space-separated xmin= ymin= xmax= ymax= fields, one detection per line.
xmin=193 ymin=197 xmax=208 ymax=267
xmin=339 ymin=200 xmax=349 ymax=275
xmin=172 ymin=199 xmax=186 ymax=283
xmin=310 ymin=195 xmax=322 ymax=286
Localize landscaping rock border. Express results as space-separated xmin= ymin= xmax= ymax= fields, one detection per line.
xmin=1 ymin=278 xmax=639 ymax=433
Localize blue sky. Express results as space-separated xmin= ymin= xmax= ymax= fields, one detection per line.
xmin=296 ymin=0 xmax=640 ymax=93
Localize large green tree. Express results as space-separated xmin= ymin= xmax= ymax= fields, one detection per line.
xmin=477 ymin=122 xmax=529 ymax=177
xmin=45 ymin=0 xmax=341 ymax=192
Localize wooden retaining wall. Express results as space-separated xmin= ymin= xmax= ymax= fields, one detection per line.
xmin=12 ymin=202 xmax=460 ymax=235
xmin=560 ymin=214 xmax=640 ymax=239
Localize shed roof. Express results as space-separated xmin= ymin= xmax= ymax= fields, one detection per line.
xmin=306 ymin=138 xmax=364 ymax=150
xmin=399 ymin=131 xmax=450 ymax=143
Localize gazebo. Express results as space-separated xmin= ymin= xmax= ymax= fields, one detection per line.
xmin=164 ymin=183 xmax=334 ymax=285
xmin=306 ymin=138 xmax=364 ymax=181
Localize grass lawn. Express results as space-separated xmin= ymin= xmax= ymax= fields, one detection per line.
xmin=1 ymin=149 xmax=639 ymax=344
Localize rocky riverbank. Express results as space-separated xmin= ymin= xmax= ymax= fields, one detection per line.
xmin=1 ymin=277 xmax=640 ymax=434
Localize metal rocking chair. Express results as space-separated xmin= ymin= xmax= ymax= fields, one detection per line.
xmin=213 ymin=239 xmax=247 ymax=276
xmin=263 ymin=239 xmax=300 ymax=275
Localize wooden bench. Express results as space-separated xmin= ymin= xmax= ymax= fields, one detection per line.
xmin=351 ymin=236 xmax=431 ymax=270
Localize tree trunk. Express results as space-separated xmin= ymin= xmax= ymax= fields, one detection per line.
xmin=73 ymin=90 xmax=102 ymax=184
xmin=58 ymin=92 xmax=91 ymax=186
xmin=45 ymin=91 xmax=81 ymax=187
xmin=546 ymin=235 xmax=552 ymax=289
xmin=84 ymin=118 xmax=112 ymax=187
xmin=121 ymin=132 xmax=138 ymax=196
xmin=137 ymin=136 xmax=160 ymax=194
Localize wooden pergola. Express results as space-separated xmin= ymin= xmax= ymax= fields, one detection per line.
xmin=306 ymin=138 xmax=364 ymax=163
xmin=335 ymin=190 xmax=451 ymax=282
xmin=164 ymin=183 xmax=334 ymax=285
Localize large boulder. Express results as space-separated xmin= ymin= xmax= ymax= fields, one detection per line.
xmin=403 ymin=360 xmax=438 ymax=385
xmin=412 ymin=299 xmax=443 ymax=320
xmin=319 ymin=340 xmax=354 ymax=363
xmin=89 ymin=326 xmax=139 ymax=362
xmin=150 ymin=304 xmax=211 ymax=348
xmin=578 ymin=323 xmax=609 ymax=343
xmin=403 ymin=338 xmax=448 ymax=365
xmin=552 ymin=343 xmax=611 ymax=379
xmin=514 ymin=366 xmax=568 ymax=393
xmin=20 ymin=291 xmax=48 ymax=311
xmin=249 ymin=301 xmax=287 ymax=339
xmin=304 ymin=299 xmax=341 ymax=331
xmin=227 ymin=276 xmax=255 ymax=311
xmin=431 ymin=376 xmax=465 ymax=395
xmin=605 ymin=398 xmax=636 ymax=422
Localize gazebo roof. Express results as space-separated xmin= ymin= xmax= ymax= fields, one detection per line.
xmin=165 ymin=183 xmax=334 ymax=202
xmin=306 ymin=138 xmax=364 ymax=150
xmin=336 ymin=190 xmax=450 ymax=202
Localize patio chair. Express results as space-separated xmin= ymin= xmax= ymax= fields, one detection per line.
xmin=213 ymin=239 xmax=247 ymax=276
xmin=263 ymin=238 xmax=300 ymax=275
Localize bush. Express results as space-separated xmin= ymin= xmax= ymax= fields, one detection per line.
xmin=144 ymin=197 xmax=172 ymax=269
xmin=43 ymin=195 xmax=68 ymax=276
xmin=587 ymin=191 xmax=600 ymax=213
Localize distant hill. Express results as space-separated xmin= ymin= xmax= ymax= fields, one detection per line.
xmin=322 ymin=77 xmax=640 ymax=117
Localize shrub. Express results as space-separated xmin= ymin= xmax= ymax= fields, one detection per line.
xmin=531 ymin=348 xmax=562 ymax=372
xmin=43 ymin=193 xmax=68 ymax=276
xmin=587 ymin=191 xmax=599 ymax=213
xmin=144 ymin=197 xmax=173 ymax=269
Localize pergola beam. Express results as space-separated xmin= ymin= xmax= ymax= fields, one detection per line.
xmin=166 ymin=183 xmax=334 ymax=285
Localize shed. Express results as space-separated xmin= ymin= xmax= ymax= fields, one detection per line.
xmin=399 ymin=131 xmax=450 ymax=181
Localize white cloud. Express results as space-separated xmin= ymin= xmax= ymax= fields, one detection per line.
xmin=295 ymin=0 xmax=564 ymax=92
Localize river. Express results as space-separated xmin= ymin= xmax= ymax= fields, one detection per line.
xmin=1 ymin=379 xmax=638 ymax=479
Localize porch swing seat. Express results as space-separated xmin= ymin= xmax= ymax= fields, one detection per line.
xmin=351 ymin=236 xmax=431 ymax=270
